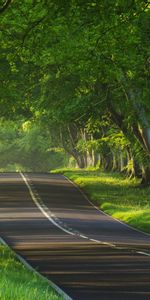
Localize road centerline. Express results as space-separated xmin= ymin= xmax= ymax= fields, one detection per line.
xmin=1 ymin=172 xmax=150 ymax=300
xmin=20 ymin=172 xmax=150 ymax=255
xmin=20 ymin=172 xmax=76 ymax=237
xmin=20 ymin=172 xmax=116 ymax=248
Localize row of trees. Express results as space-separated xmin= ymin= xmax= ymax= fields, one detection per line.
xmin=0 ymin=119 xmax=68 ymax=172
xmin=1 ymin=1 xmax=150 ymax=183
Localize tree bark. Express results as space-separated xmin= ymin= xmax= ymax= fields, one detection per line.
xmin=139 ymin=127 xmax=150 ymax=153
xmin=141 ymin=165 xmax=150 ymax=186
xmin=112 ymin=152 xmax=119 ymax=171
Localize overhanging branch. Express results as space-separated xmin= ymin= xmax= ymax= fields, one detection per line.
xmin=0 ymin=0 xmax=12 ymax=14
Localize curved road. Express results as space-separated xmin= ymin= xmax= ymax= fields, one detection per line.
xmin=0 ymin=172 xmax=150 ymax=300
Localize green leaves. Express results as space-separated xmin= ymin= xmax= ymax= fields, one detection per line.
xmin=0 ymin=1 xmax=150 ymax=178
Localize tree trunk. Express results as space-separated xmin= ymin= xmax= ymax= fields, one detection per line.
xmin=120 ymin=152 xmax=125 ymax=172
xmin=75 ymin=154 xmax=85 ymax=169
xmin=141 ymin=165 xmax=150 ymax=186
xmin=93 ymin=151 xmax=99 ymax=167
xmin=60 ymin=125 xmax=87 ymax=168
xmin=112 ymin=152 xmax=118 ymax=171
xmin=139 ymin=127 xmax=150 ymax=153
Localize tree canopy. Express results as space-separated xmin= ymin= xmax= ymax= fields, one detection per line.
xmin=0 ymin=0 xmax=150 ymax=183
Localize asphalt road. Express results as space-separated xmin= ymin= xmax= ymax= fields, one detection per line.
xmin=0 ymin=172 xmax=150 ymax=300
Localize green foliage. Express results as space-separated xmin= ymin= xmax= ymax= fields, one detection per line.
xmin=0 ymin=119 xmax=68 ymax=172
xmin=0 ymin=244 xmax=63 ymax=300
xmin=0 ymin=120 xmax=19 ymax=168
xmin=0 ymin=1 xmax=150 ymax=180
xmin=53 ymin=169 xmax=150 ymax=233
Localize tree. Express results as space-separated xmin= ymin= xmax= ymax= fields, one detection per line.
xmin=0 ymin=0 xmax=150 ymax=183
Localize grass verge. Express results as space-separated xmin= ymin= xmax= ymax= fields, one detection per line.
xmin=52 ymin=168 xmax=150 ymax=234
xmin=0 ymin=244 xmax=64 ymax=300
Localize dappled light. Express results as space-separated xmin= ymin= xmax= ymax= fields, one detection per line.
xmin=0 ymin=0 xmax=150 ymax=183
xmin=0 ymin=172 xmax=150 ymax=299
xmin=1 ymin=1 xmax=150 ymax=299
xmin=63 ymin=170 xmax=150 ymax=234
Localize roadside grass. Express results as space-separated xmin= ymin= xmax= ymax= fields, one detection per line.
xmin=0 ymin=244 xmax=63 ymax=300
xmin=52 ymin=168 xmax=150 ymax=234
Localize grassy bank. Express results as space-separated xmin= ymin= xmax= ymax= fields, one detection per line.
xmin=52 ymin=168 xmax=150 ymax=234
xmin=0 ymin=244 xmax=63 ymax=300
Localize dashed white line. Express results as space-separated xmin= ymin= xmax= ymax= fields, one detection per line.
xmin=79 ymin=235 xmax=88 ymax=239
xmin=89 ymin=238 xmax=115 ymax=247
xmin=21 ymin=173 xmax=115 ymax=247
xmin=22 ymin=172 xmax=142 ymax=251
xmin=20 ymin=172 xmax=75 ymax=237
xmin=137 ymin=251 xmax=150 ymax=257
xmin=89 ymin=238 xmax=100 ymax=243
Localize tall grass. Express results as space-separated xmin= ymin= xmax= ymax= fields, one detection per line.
xmin=0 ymin=244 xmax=63 ymax=300
xmin=52 ymin=168 xmax=150 ymax=233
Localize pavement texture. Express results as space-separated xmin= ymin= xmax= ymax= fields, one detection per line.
xmin=0 ymin=172 xmax=150 ymax=300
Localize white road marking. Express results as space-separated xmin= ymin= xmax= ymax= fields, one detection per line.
xmin=1 ymin=173 xmax=149 ymax=300
xmin=89 ymin=238 xmax=116 ymax=247
xmin=20 ymin=172 xmax=75 ymax=237
xmin=79 ymin=235 xmax=88 ymax=239
xmin=20 ymin=173 xmax=115 ymax=247
xmin=22 ymin=172 xmax=147 ymax=252
xmin=137 ymin=251 xmax=150 ymax=257
xmin=89 ymin=238 xmax=101 ymax=243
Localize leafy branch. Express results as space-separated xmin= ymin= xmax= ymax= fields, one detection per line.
xmin=0 ymin=0 xmax=12 ymax=14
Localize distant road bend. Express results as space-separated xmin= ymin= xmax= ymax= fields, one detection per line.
xmin=0 ymin=172 xmax=150 ymax=300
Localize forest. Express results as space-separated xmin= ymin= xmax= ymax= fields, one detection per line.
xmin=1 ymin=0 xmax=150 ymax=184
